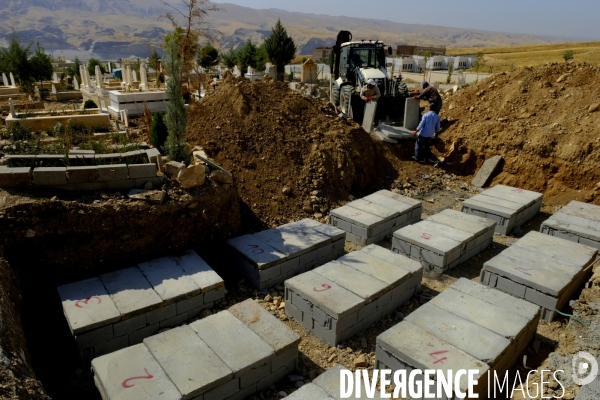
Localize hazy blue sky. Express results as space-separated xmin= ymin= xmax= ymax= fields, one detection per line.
xmin=213 ymin=0 xmax=600 ymax=39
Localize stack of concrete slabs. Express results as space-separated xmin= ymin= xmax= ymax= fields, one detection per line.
xmin=540 ymin=200 xmax=600 ymax=252
xmin=329 ymin=190 xmax=422 ymax=246
xmin=461 ymin=185 xmax=543 ymax=235
xmin=57 ymin=250 xmax=225 ymax=362
xmin=227 ymin=219 xmax=346 ymax=290
xmin=287 ymin=365 xmax=388 ymax=399
xmin=376 ymin=278 xmax=541 ymax=398
xmin=285 ymin=244 xmax=422 ymax=346
xmin=92 ymin=299 xmax=300 ymax=400
xmin=480 ymin=231 xmax=597 ymax=321
xmin=392 ymin=209 xmax=496 ymax=273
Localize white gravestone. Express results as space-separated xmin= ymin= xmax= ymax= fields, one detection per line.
xmin=74 ymin=77 xmax=79 ymax=90
xmin=51 ymin=84 xmax=57 ymax=94
xmin=10 ymin=72 xmax=16 ymax=87
xmin=132 ymin=70 xmax=138 ymax=82
xmin=233 ymin=66 xmax=240 ymax=77
xmin=95 ymin=65 xmax=104 ymax=89
xmin=2 ymin=73 xmax=8 ymax=87
xmin=53 ymin=71 xmax=59 ymax=83
xmin=140 ymin=64 xmax=148 ymax=91
xmin=8 ymin=98 xmax=16 ymax=118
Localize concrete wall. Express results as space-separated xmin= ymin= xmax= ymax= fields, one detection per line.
xmin=107 ymin=90 xmax=168 ymax=116
xmin=5 ymin=113 xmax=110 ymax=131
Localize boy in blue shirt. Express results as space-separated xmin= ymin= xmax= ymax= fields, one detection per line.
xmin=411 ymin=106 xmax=440 ymax=163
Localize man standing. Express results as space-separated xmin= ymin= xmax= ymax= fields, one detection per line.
xmin=411 ymin=105 xmax=440 ymax=163
xmin=415 ymin=81 xmax=442 ymax=114
xmin=360 ymin=79 xmax=381 ymax=103
xmin=396 ymin=74 xmax=409 ymax=97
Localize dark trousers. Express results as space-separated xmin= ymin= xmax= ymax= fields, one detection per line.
xmin=415 ymin=136 xmax=432 ymax=161
xmin=430 ymin=98 xmax=442 ymax=114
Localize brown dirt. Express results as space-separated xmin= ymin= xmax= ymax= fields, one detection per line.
xmin=185 ymin=75 xmax=448 ymax=232
xmin=436 ymin=61 xmax=600 ymax=206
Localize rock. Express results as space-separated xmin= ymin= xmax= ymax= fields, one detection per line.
xmin=303 ymin=205 xmax=313 ymax=213
xmin=210 ymin=169 xmax=233 ymax=184
xmin=295 ymin=381 xmax=305 ymax=388
xmin=314 ymin=213 xmax=323 ymax=219
xmin=422 ymin=174 xmax=430 ymax=179
xmin=556 ymin=73 xmax=571 ymax=83
xmin=199 ymin=309 xmax=212 ymax=318
xmin=273 ymin=298 xmax=281 ymax=306
xmin=311 ymin=190 xmax=320 ymax=196
xmin=287 ymin=374 xmax=304 ymax=382
xmin=165 ymin=161 xmax=185 ymax=177
xmin=328 ymin=354 xmax=336 ymax=362
xmin=308 ymin=370 xmax=317 ymax=380
xmin=361 ymin=338 xmax=368 ymax=348
xmin=177 ymin=164 xmax=206 ymax=189
xmin=127 ymin=189 xmax=166 ymax=205
xmin=264 ymin=294 xmax=273 ymax=302
xmin=278 ymin=301 xmax=285 ymax=309
xmin=277 ymin=391 xmax=288 ymax=398
xmin=144 ymin=181 xmax=153 ymax=190
xmin=448 ymin=104 xmax=454 ymax=110
xmin=589 ymin=103 xmax=600 ymax=113
xmin=282 ymin=186 xmax=292 ymax=195
xmin=354 ymin=354 xmax=368 ymax=368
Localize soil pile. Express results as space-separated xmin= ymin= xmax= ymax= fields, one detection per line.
xmin=186 ymin=76 xmax=396 ymax=230
xmin=437 ymin=61 xmax=600 ymax=205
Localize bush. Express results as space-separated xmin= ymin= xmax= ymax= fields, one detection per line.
xmin=150 ymin=112 xmax=168 ymax=151
xmin=83 ymin=99 xmax=97 ymax=109
xmin=9 ymin=122 xmax=31 ymax=141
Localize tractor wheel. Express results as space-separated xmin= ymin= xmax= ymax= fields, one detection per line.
xmin=331 ymin=84 xmax=340 ymax=107
xmin=340 ymin=85 xmax=354 ymax=116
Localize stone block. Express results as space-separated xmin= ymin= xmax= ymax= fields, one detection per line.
xmin=129 ymin=323 xmax=160 ymax=345
xmin=229 ymin=299 xmax=300 ymax=354
xmin=138 ymin=255 xmax=202 ymax=304
xmin=95 ymin=335 xmax=130 ymax=357
xmin=75 ymin=324 xmax=114 ymax=349
xmin=176 ymin=294 xmax=204 ymax=314
xmin=495 ymin=275 xmax=527 ymax=298
xmin=57 ymin=277 xmax=121 ymax=334
xmin=144 ymin=325 xmax=233 ymax=398
xmin=286 ymin=383 xmax=333 ymax=400
xmin=95 ymin=154 xmax=122 ymax=165
xmin=227 ymin=234 xmax=287 ymax=270
xmin=204 ymin=286 xmax=225 ymax=304
xmin=113 ymin=313 xmax=146 ymax=337
xmin=0 ymin=167 xmax=31 ymax=187
xmin=98 ymin=164 xmax=129 ymax=181
xmin=100 ymin=267 xmax=163 ymax=318
xmin=312 ymin=260 xmax=388 ymax=302
xmin=92 ymin=344 xmax=180 ymax=400
xmin=128 ymin=163 xmax=157 ymax=179
xmin=106 ymin=179 xmax=136 ymax=191
xmin=190 ymin=311 xmax=275 ymax=378
xmin=165 ymin=161 xmax=185 ymax=176
xmin=66 ymin=166 xmax=99 ymax=184
xmin=145 ymin=148 xmax=161 ymax=164
xmin=159 ymin=311 xmax=189 ymax=329
xmin=33 ymin=167 xmax=67 ymax=185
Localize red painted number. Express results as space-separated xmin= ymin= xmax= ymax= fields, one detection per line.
xmin=248 ymin=244 xmax=264 ymax=254
xmin=75 ymin=296 xmax=101 ymax=308
xmin=314 ymin=284 xmax=332 ymax=292
xmin=430 ymin=350 xmax=449 ymax=364
xmin=515 ymin=267 xmax=533 ymax=276
xmin=122 ymin=368 xmax=153 ymax=388
xmin=511 ymin=189 xmax=524 ymax=193
xmin=421 ymin=233 xmax=432 ymax=240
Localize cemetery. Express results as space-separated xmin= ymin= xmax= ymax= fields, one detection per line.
xmin=0 ymin=18 xmax=599 ymax=400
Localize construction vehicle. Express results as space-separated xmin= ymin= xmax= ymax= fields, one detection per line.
xmin=329 ymin=30 xmax=420 ymax=140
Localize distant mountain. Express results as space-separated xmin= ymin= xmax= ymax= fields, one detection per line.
xmin=1 ymin=0 xmax=574 ymax=59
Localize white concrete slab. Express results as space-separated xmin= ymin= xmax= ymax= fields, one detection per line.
xmin=100 ymin=267 xmax=163 ymax=318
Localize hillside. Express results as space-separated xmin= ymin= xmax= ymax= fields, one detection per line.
xmin=1 ymin=0 xmax=575 ymax=58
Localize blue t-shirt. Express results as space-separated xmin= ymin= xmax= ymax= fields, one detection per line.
xmin=416 ymin=111 xmax=441 ymax=138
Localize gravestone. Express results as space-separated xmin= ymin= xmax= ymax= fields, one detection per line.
xmin=140 ymin=64 xmax=148 ymax=91
xmin=132 ymin=70 xmax=138 ymax=82
xmin=301 ymin=59 xmax=318 ymax=84
xmin=200 ymin=84 xmax=206 ymax=97
xmin=53 ymin=71 xmax=59 ymax=83
xmin=10 ymin=72 xmax=16 ymax=87
xmin=8 ymin=98 xmax=16 ymax=118
xmin=107 ymin=62 xmax=112 ymax=73
xmin=233 ymin=66 xmax=241 ymax=77
xmin=51 ymin=84 xmax=57 ymax=94
xmin=362 ymin=101 xmax=377 ymax=133
xmin=2 ymin=73 xmax=8 ymax=87
xmin=471 ymin=155 xmax=503 ymax=188
xmin=74 ymin=77 xmax=79 ymax=90
xmin=34 ymin=86 xmax=40 ymax=99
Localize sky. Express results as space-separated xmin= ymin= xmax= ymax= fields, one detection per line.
xmin=212 ymin=0 xmax=600 ymax=40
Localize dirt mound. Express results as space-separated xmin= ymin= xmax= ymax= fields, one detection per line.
xmin=186 ymin=77 xmax=396 ymax=230
xmin=436 ymin=61 xmax=600 ymax=206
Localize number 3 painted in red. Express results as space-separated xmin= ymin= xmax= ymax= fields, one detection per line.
xmin=314 ymin=284 xmax=332 ymax=292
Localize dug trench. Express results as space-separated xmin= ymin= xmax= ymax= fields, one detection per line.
xmin=1 ymin=63 xmax=599 ymax=399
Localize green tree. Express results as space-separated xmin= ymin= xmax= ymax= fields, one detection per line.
xmin=66 ymin=56 xmax=82 ymax=81
xmin=148 ymin=48 xmax=162 ymax=87
xmin=87 ymin=58 xmax=106 ymax=76
xmin=562 ymin=50 xmax=574 ymax=63
xmin=220 ymin=47 xmax=237 ymax=69
xmin=163 ymin=36 xmax=190 ymax=164
xmin=237 ymin=39 xmax=258 ymax=76
xmin=264 ymin=19 xmax=297 ymax=81
xmin=150 ymin=112 xmax=168 ymax=151
xmin=446 ymin=63 xmax=454 ymax=84
xmin=197 ymin=44 xmax=219 ymax=69
xmin=28 ymin=43 xmax=53 ymax=100
xmin=422 ymin=50 xmax=431 ymax=80
xmin=0 ymin=35 xmax=32 ymax=83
